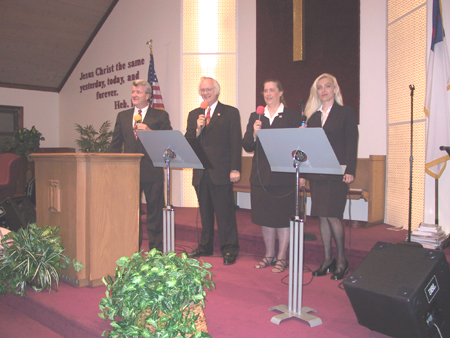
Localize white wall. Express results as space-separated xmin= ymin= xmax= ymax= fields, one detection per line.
xmin=58 ymin=0 xmax=182 ymax=150
xmin=359 ymin=0 xmax=387 ymax=158
xmin=0 ymin=88 xmax=59 ymax=147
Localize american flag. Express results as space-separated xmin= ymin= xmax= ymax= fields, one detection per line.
xmin=148 ymin=52 xmax=165 ymax=110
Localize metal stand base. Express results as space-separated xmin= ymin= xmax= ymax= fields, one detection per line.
xmin=270 ymin=305 xmax=321 ymax=327
xmin=163 ymin=207 xmax=175 ymax=252
xmin=270 ymin=217 xmax=322 ymax=327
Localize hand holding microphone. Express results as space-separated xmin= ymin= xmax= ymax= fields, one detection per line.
xmin=253 ymin=106 xmax=264 ymax=138
xmin=134 ymin=113 xmax=151 ymax=131
xmin=196 ymin=101 xmax=208 ymax=135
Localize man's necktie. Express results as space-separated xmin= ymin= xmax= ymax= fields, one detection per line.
xmin=134 ymin=109 xmax=142 ymax=139
xmin=206 ymin=107 xmax=211 ymax=126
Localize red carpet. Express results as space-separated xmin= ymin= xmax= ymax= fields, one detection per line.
xmin=1 ymin=207 xmax=449 ymax=337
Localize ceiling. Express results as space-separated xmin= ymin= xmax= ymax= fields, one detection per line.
xmin=0 ymin=0 xmax=118 ymax=93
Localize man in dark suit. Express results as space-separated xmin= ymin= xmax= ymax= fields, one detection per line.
xmin=185 ymin=77 xmax=241 ymax=265
xmin=108 ymin=79 xmax=172 ymax=251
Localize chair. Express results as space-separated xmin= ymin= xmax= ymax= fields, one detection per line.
xmin=0 ymin=153 xmax=23 ymax=203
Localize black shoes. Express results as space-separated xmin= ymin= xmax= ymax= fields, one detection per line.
xmin=312 ymin=258 xmax=336 ymax=277
xmin=223 ymin=253 xmax=236 ymax=265
xmin=188 ymin=248 xmax=236 ymax=265
xmin=187 ymin=248 xmax=213 ymax=259
xmin=312 ymin=258 xmax=349 ymax=280
xmin=331 ymin=259 xmax=349 ymax=280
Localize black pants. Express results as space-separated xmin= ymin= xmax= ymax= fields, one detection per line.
xmin=140 ymin=181 xmax=164 ymax=251
xmin=195 ymin=171 xmax=239 ymax=256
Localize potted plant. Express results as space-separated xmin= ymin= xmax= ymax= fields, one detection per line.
xmin=0 ymin=126 xmax=45 ymax=161
xmin=0 ymin=223 xmax=84 ymax=297
xmin=99 ymin=249 xmax=215 ymax=338
xmin=0 ymin=126 xmax=45 ymax=195
xmin=75 ymin=120 xmax=113 ymax=153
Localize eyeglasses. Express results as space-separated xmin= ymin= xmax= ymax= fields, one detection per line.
xmin=200 ymin=87 xmax=214 ymax=93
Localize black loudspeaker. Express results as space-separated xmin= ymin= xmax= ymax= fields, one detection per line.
xmin=344 ymin=241 xmax=450 ymax=338
xmin=0 ymin=196 xmax=36 ymax=232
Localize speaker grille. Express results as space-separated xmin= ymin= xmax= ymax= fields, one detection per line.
xmin=344 ymin=241 xmax=450 ymax=338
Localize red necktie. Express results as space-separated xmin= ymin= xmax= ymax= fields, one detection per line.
xmin=206 ymin=107 xmax=211 ymax=126
xmin=134 ymin=109 xmax=142 ymax=139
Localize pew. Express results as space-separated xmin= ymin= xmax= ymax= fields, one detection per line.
xmin=233 ymin=155 xmax=386 ymax=226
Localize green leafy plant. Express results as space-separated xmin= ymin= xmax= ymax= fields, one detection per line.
xmin=99 ymin=249 xmax=215 ymax=338
xmin=0 ymin=126 xmax=45 ymax=161
xmin=75 ymin=121 xmax=113 ymax=153
xmin=0 ymin=223 xmax=84 ymax=297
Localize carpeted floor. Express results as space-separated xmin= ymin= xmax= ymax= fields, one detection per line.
xmin=0 ymin=207 xmax=448 ymax=337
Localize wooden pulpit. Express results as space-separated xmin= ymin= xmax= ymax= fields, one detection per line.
xmin=30 ymin=153 xmax=143 ymax=287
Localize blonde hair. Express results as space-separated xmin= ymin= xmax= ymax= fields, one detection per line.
xmin=304 ymin=73 xmax=344 ymax=118
xmin=132 ymin=79 xmax=152 ymax=96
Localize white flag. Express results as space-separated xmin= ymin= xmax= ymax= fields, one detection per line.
xmin=424 ymin=0 xmax=450 ymax=179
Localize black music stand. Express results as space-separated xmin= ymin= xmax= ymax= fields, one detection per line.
xmin=257 ymin=128 xmax=344 ymax=327
xmin=137 ymin=130 xmax=211 ymax=252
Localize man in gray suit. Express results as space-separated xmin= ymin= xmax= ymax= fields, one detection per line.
xmin=109 ymin=79 xmax=172 ymax=251
xmin=185 ymin=77 xmax=241 ymax=265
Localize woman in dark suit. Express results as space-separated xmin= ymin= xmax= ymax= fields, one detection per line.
xmin=301 ymin=73 xmax=358 ymax=280
xmin=243 ymin=79 xmax=302 ymax=273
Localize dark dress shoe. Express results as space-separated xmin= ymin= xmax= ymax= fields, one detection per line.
xmin=312 ymin=258 xmax=336 ymax=277
xmin=187 ymin=248 xmax=213 ymax=259
xmin=331 ymin=259 xmax=349 ymax=280
xmin=223 ymin=253 xmax=236 ymax=265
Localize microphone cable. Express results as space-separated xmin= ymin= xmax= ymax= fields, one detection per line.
xmin=254 ymin=117 xmax=296 ymax=199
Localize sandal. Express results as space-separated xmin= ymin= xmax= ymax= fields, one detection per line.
xmin=254 ymin=256 xmax=276 ymax=269
xmin=272 ymin=259 xmax=288 ymax=273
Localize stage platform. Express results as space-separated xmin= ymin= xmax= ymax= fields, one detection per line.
xmin=1 ymin=207 xmax=449 ymax=338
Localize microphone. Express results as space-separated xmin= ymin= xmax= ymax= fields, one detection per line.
xmin=200 ymin=100 xmax=208 ymax=113
xmin=300 ymin=115 xmax=307 ymax=127
xmin=299 ymin=99 xmax=304 ymax=114
xmin=256 ymin=106 xmax=264 ymax=120
xmin=134 ymin=114 xmax=142 ymax=124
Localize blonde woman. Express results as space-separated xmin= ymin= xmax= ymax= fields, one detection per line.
xmin=301 ymin=73 xmax=358 ymax=280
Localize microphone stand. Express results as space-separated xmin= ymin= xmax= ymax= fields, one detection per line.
xmin=399 ymin=85 xmax=422 ymax=247
xmin=162 ymin=148 xmax=176 ymax=253
xmin=297 ymin=98 xmax=316 ymax=241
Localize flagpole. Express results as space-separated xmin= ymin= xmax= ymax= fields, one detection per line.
xmin=146 ymin=39 xmax=153 ymax=54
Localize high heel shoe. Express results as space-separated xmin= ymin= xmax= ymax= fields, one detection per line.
xmin=331 ymin=259 xmax=349 ymax=280
xmin=312 ymin=258 xmax=336 ymax=277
